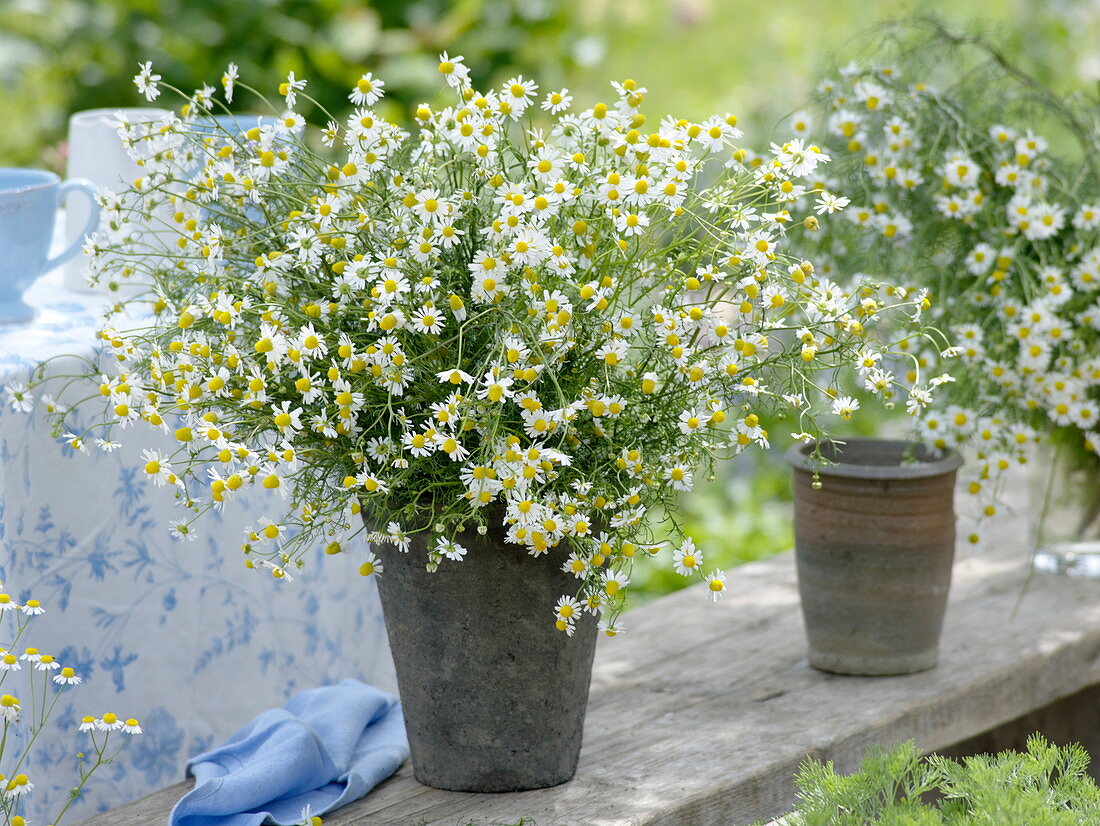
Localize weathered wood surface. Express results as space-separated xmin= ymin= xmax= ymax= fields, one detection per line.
xmin=938 ymin=683 xmax=1100 ymax=780
xmin=79 ymin=528 xmax=1100 ymax=826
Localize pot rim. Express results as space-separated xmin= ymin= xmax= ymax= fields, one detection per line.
xmin=784 ymin=437 xmax=963 ymax=480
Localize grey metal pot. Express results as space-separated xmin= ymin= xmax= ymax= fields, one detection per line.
xmin=367 ymin=514 xmax=598 ymax=792
xmin=786 ymin=438 xmax=963 ymax=676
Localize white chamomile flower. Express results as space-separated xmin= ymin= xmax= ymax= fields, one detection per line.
xmin=170 ymin=520 xmax=197 ymax=542
xmin=772 ymin=138 xmax=829 ymax=176
xmin=280 ymin=71 xmax=307 ymax=107
xmin=141 ymin=449 xmax=175 ymax=487
xmin=502 ymin=75 xmax=537 ymax=111
xmin=96 ymin=713 xmax=126 ymax=732
xmin=598 ymin=619 xmax=624 ymax=637
xmin=5 ymin=382 xmax=33 ymax=412
xmin=672 ymin=538 xmax=703 ymax=576
xmin=600 ymin=570 xmax=630 ymax=596
xmin=437 ymin=52 xmax=470 ymax=88
xmin=542 ymin=88 xmax=573 ymax=113
xmin=783 ymin=393 xmax=806 ymax=408
xmin=62 ymin=432 xmax=87 ymax=453
xmin=53 ymin=667 xmax=83 ymax=686
xmin=435 ymin=367 xmax=475 ymax=387
xmin=907 ymin=387 xmax=933 ymax=415
xmin=133 ymin=61 xmax=161 ymax=101
xmin=815 ymin=191 xmax=850 ymax=215
xmin=678 ymin=409 xmax=706 ymax=435
xmin=358 ymin=551 xmax=383 ymax=577
xmin=615 ymin=211 xmax=650 ymax=237
xmin=414 ymin=306 xmax=445 ymax=335
xmin=434 ymin=538 xmax=467 ymax=562
xmin=5 ymin=773 xmax=32 ymax=796
xmin=349 ymin=72 xmax=385 ymax=106
xmin=221 ymin=62 xmax=239 ymax=102
xmin=553 ymin=595 xmax=582 ymax=634
xmin=386 ymin=522 xmax=410 ymax=553
xmin=704 ymin=570 xmax=728 ymax=601
xmin=854 ymin=349 xmax=882 ymax=374
xmin=33 ymin=653 xmax=59 ymax=670
xmin=1073 ymin=205 xmax=1100 ymax=230
xmin=273 ymin=401 xmax=304 ymax=433
xmin=831 ymin=395 xmax=860 ymax=421
xmin=562 ymin=553 xmax=589 ymax=578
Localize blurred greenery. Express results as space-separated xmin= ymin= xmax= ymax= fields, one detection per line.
xmin=576 ymin=0 xmax=1100 ymax=131
xmin=6 ymin=0 xmax=1098 ymax=171
xmin=0 ymin=0 xmax=581 ymax=168
xmin=2 ymin=0 xmax=1097 ymax=599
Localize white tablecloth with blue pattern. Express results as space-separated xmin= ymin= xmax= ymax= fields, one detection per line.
xmin=0 ymin=266 xmax=394 ymax=822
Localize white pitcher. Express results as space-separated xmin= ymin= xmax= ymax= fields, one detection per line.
xmin=62 ymin=107 xmax=168 ymax=292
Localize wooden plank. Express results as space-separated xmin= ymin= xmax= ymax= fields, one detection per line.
xmin=77 ymin=514 xmax=1100 ymax=826
xmin=937 ymin=683 xmax=1100 ymax=781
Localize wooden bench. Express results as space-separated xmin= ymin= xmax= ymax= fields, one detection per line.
xmin=78 ymin=515 xmax=1100 ymax=825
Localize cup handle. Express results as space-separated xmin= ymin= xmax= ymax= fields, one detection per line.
xmin=46 ymin=179 xmax=101 ymax=271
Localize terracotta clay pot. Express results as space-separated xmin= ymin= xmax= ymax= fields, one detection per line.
xmin=786 ymin=438 xmax=963 ymax=676
xmin=367 ymin=515 xmax=597 ymax=792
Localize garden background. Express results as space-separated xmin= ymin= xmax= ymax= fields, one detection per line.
xmin=4 ymin=0 xmax=1098 ymax=597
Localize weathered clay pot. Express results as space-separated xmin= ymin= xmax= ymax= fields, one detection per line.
xmin=786 ymin=439 xmax=963 ymax=676
xmin=367 ymin=514 xmax=598 ymax=792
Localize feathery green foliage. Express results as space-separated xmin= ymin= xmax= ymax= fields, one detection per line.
xmin=775 ymin=736 xmax=1100 ymax=825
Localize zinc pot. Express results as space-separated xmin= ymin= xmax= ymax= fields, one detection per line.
xmin=367 ymin=514 xmax=598 ymax=792
xmin=785 ymin=438 xmax=963 ymax=676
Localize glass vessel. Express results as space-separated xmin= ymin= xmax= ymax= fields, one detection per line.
xmin=1032 ymin=439 xmax=1100 ymax=578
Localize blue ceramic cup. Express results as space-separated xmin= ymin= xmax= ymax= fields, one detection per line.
xmin=0 ymin=169 xmax=100 ymax=323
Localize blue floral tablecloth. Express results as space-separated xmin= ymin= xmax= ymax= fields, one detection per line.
xmin=0 ymin=266 xmax=394 ymax=822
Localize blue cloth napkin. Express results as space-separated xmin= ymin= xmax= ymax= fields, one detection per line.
xmin=169 ymin=679 xmax=408 ymax=826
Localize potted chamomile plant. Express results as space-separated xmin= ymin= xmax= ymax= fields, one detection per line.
xmin=800 ymin=21 xmax=1100 ymax=578
xmin=21 ymin=56 xmax=941 ymax=791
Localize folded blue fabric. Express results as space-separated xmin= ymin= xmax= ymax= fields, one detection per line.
xmin=169 ymin=679 xmax=408 ymax=826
